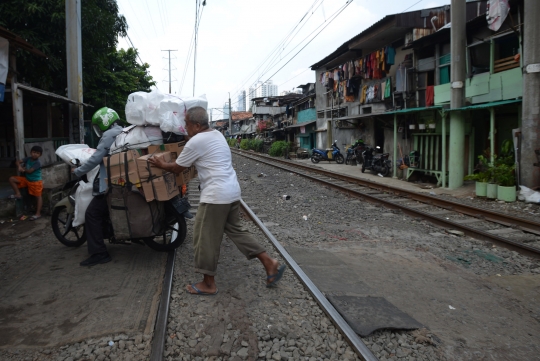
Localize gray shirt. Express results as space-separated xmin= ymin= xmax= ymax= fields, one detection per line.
xmin=74 ymin=124 xmax=123 ymax=195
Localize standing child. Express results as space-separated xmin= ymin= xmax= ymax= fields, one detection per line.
xmin=8 ymin=146 xmax=43 ymax=220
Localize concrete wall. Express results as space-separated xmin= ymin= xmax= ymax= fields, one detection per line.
xmin=42 ymin=163 xmax=71 ymax=188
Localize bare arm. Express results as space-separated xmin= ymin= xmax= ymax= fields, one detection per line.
xmin=147 ymin=157 xmax=186 ymax=174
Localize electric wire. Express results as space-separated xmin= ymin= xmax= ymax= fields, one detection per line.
xmin=228 ymin=0 xmax=352 ymax=108
xmin=401 ymin=0 xmax=424 ymax=13
xmin=229 ymin=0 xmax=325 ymax=99
xmin=143 ymin=0 xmax=159 ymax=36
xmin=179 ymin=3 xmax=205 ymax=94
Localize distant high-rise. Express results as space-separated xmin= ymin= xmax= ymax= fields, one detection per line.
xmin=254 ymin=80 xmax=278 ymax=98
xmin=237 ymin=91 xmax=246 ymax=111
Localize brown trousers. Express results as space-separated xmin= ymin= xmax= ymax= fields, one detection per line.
xmin=193 ymin=201 xmax=266 ymax=276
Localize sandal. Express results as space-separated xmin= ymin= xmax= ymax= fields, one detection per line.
xmin=29 ymin=215 xmax=41 ymax=221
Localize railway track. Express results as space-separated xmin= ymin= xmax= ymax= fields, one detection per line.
xmin=232 ymin=149 xmax=540 ymax=259
xmin=150 ymin=180 xmax=378 ymax=361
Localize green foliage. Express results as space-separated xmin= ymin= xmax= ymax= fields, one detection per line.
xmin=0 ymin=0 xmax=155 ymax=119
xmin=239 ymin=139 xmax=249 ymax=150
xmin=227 ymin=138 xmax=236 ymax=147
xmin=268 ymin=141 xmax=290 ymax=157
xmin=248 ymin=139 xmax=263 ymax=152
xmin=493 ymin=164 xmax=516 ymax=187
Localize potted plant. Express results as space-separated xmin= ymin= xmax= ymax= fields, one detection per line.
xmin=494 ymin=164 xmax=516 ymax=202
xmin=464 ymin=155 xmax=490 ymax=197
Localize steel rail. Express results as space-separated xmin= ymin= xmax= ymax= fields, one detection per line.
xmin=150 ymin=250 xmax=176 ymax=361
xmin=234 ymin=150 xmax=540 ymax=259
xmin=239 ymin=199 xmax=378 ymax=361
xmin=234 ymin=150 xmax=540 ymax=236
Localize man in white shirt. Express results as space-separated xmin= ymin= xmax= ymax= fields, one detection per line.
xmin=148 ymin=107 xmax=285 ymax=295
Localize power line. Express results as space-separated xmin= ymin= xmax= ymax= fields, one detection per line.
xmin=143 ymin=0 xmax=159 ymax=36
xmin=401 ymin=0 xmax=424 ymax=13
xmin=228 ymin=0 xmax=352 ymax=108
xmin=179 ymin=2 xmax=205 ymax=94
xmin=230 ymin=0 xmax=325 ymax=99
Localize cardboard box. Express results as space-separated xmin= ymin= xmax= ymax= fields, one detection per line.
xmin=104 ymin=149 xmax=143 ymax=186
xmin=141 ymin=172 xmax=179 ymax=201
xmin=148 ymin=142 xmax=185 ymax=159
xmin=136 ymin=152 xmax=173 ymax=179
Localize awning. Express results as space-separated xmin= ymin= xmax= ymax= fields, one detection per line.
xmin=286 ymin=120 xmax=317 ymax=129
xmin=16 ymin=83 xmax=92 ymax=106
xmin=446 ymin=99 xmax=521 ymax=112
xmin=383 ymin=106 xmax=443 ymax=115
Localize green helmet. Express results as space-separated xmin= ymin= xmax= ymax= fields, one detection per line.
xmin=91 ymin=107 xmax=121 ymax=137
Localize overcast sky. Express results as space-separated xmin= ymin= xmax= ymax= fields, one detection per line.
xmin=116 ymin=0 xmax=450 ymax=120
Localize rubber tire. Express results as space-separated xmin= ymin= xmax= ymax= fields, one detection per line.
xmin=335 ymin=154 xmax=345 ymax=164
xmin=51 ymin=205 xmax=87 ymax=247
xmin=361 ymin=165 xmax=366 ymax=173
xmin=380 ymin=164 xmax=390 ymax=177
xmin=345 ymin=155 xmax=352 ymax=165
xmin=143 ymin=205 xmax=187 ymax=252
xmin=311 ymin=155 xmax=320 ymax=164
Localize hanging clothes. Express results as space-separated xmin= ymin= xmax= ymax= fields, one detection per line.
xmin=384 ymin=77 xmax=392 ymax=99
xmin=426 ymin=85 xmax=435 ymax=106
xmin=360 ymin=85 xmax=368 ymax=104
xmin=386 ymin=46 xmax=396 ymax=65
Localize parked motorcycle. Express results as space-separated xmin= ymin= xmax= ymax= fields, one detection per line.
xmin=361 ymin=146 xmax=392 ymax=176
xmin=311 ymin=140 xmax=345 ymax=164
xmin=345 ymin=139 xmax=367 ymax=165
xmin=51 ymin=159 xmax=187 ymax=252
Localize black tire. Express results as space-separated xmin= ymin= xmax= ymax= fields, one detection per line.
xmin=345 ymin=154 xmax=352 ymax=165
xmin=311 ymin=155 xmax=320 ymax=164
xmin=380 ymin=164 xmax=390 ymax=177
xmin=51 ymin=205 xmax=87 ymax=247
xmin=143 ymin=204 xmax=187 ymax=252
xmin=361 ymin=165 xmax=366 ymax=173
xmin=335 ymin=154 xmax=345 ymax=164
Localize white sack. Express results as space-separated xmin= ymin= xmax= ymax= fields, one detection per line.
xmin=158 ymin=94 xmax=208 ymax=135
xmin=159 ymin=97 xmax=187 ymax=134
xmin=55 ymin=145 xmax=99 ymax=227
xmin=125 ymin=91 xmax=148 ymax=125
xmin=143 ymin=126 xmax=164 ymax=145
xmin=73 ymin=181 xmax=93 ymax=227
xmin=110 ymin=125 xmax=155 ymax=153
xmin=518 ymin=185 xmax=540 ymax=204
xmin=56 ymin=144 xmax=91 ymax=164
xmin=146 ymin=89 xmax=165 ymax=125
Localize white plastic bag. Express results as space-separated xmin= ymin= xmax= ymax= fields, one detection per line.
xmin=146 ymin=89 xmax=165 ymax=125
xmin=56 ymin=144 xmax=90 ymax=164
xmin=125 ymin=91 xmax=148 ymax=125
xmin=518 ymin=185 xmax=540 ymax=204
xmin=143 ymin=126 xmax=164 ymax=145
xmin=110 ymin=125 xmax=152 ymax=153
xmin=159 ymin=97 xmax=187 ymax=134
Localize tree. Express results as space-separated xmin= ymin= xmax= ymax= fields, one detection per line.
xmin=0 ymin=0 xmax=155 ymax=118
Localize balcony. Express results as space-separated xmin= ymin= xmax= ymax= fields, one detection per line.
xmin=434 ymin=67 xmax=522 ymax=106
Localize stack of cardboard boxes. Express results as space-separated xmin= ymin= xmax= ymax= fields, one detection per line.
xmin=104 ymin=141 xmax=197 ymax=202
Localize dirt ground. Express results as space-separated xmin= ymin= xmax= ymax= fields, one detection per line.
xmin=0 ymin=216 xmax=166 ymax=349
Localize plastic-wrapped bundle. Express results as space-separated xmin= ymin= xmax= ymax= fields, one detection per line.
xmin=146 ymin=89 xmax=165 ymax=125
xmin=143 ymin=125 xmax=164 ymax=145
xmin=110 ymin=125 xmax=163 ymax=153
xmin=125 ymin=92 xmax=148 ymax=125
xmin=158 ymin=94 xmax=208 ymax=135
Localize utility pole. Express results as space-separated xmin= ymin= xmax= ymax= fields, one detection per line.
xmin=161 ymin=50 xmax=177 ymax=94
xmin=66 ymin=0 xmax=83 ymax=144
xmin=229 ymin=92 xmax=232 ymax=137
xmin=520 ymin=0 xmax=540 ymax=188
xmin=448 ymin=0 xmax=466 ymax=189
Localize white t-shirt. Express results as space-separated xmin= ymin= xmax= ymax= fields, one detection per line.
xmin=176 ymin=130 xmax=241 ymax=204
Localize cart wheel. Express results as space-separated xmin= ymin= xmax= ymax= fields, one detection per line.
xmin=143 ymin=204 xmax=187 ymax=252
xmin=51 ymin=205 xmax=87 ymax=247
